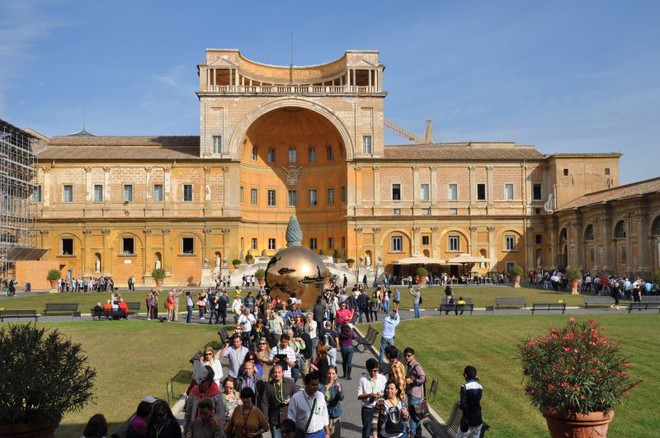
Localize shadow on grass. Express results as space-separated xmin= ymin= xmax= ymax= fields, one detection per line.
xmin=56 ymin=421 xmax=124 ymax=437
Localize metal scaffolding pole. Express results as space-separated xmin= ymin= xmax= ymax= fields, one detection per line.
xmin=0 ymin=119 xmax=38 ymax=277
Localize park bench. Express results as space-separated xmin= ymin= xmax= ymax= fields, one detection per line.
xmin=628 ymin=302 xmax=660 ymax=313
xmin=91 ymin=308 xmax=128 ymax=320
xmin=439 ymin=298 xmax=475 ymax=315
xmin=642 ymin=296 xmax=660 ymax=303
xmin=217 ymin=327 xmax=229 ymax=345
xmin=42 ymin=303 xmax=79 ymax=316
xmin=494 ymin=297 xmax=526 ymax=309
xmin=355 ymin=325 xmax=379 ymax=353
xmin=0 ymin=309 xmax=39 ymax=322
xmin=126 ymin=302 xmax=141 ymax=315
xmin=582 ymin=295 xmax=615 ymax=308
xmin=422 ymin=400 xmax=490 ymax=438
xmin=531 ymin=302 xmax=566 ymax=314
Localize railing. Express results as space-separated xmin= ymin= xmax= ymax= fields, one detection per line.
xmin=203 ymin=85 xmax=379 ymax=95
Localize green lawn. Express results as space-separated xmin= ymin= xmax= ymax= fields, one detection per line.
xmin=389 ymin=314 xmax=659 ymax=437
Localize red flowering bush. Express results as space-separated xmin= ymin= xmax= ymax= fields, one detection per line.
xmin=518 ymin=318 xmax=640 ymax=415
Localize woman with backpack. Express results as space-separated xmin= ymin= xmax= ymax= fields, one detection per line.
xmin=370 ymin=380 xmax=409 ymax=438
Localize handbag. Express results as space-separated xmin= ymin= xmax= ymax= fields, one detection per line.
xmin=410 ymin=375 xmax=430 ymax=420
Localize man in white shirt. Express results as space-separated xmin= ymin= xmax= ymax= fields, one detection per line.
xmin=237 ymin=307 xmax=256 ymax=347
xmin=357 ymin=358 xmax=387 ymax=438
xmin=287 ymin=371 xmax=330 ymax=438
xmin=221 ymin=334 xmax=249 ymax=378
xmin=378 ymin=310 xmax=400 ymax=365
xmin=269 ymin=333 xmax=297 ymax=379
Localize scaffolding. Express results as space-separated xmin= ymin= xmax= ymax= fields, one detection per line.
xmin=0 ymin=119 xmax=38 ymax=277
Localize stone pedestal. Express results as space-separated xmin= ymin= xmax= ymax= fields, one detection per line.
xmin=200 ymin=268 xmax=216 ymax=287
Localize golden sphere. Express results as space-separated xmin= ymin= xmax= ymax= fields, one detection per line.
xmin=265 ymin=246 xmax=326 ymax=310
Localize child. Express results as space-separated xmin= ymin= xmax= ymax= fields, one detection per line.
xmin=457 ymin=365 xmax=484 ymax=438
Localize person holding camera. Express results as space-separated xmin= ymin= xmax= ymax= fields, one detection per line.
xmin=222 ymin=334 xmax=249 ymax=379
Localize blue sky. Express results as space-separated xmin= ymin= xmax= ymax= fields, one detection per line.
xmin=1 ymin=0 xmax=659 ymax=184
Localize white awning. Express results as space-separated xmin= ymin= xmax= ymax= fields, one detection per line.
xmin=445 ymin=253 xmax=488 ymax=264
xmin=392 ymin=255 xmax=447 ymax=265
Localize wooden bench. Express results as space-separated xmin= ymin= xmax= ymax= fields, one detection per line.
xmin=628 ymin=302 xmax=660 ymax=313
xmin=495 ymin=297 xmax=526 ymax=309
xmin=439 ymin=299 xmax=475 ymax=315
xmin=531 ymin=302 xmax=566 ymax=314
xmin=582 ymin=295 xmax=615 ymax=308
xmin=42 ymin=303 xmax=79 ymax=316
xmin=642 ymin=296 xmax=660 ymax=303
xmin=91 ymin=308 xmax=128 ymax=320
xmin=0 ymin=309 xmax=39 ymax=322
xmin=355 ymin=325 xmax=379 ymax=353
xmin=423 ymin=401 xmax=490 ymax=438
xmin=126 ymin=302 xmax=141 ymax=315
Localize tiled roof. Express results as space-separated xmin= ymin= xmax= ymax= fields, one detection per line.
xmin=558 ymin=177 xmax=660 ymax=211
xmin=383 ymin=143 xmax=545 ymax=160
xmin=38 ymin=136 xmax=201 ymax=160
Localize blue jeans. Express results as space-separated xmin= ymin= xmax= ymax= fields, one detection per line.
xmin=414 ymin=303 xmax=420 ymax=318
xmin=269 ymin=425 xmax=282 ymax=438
xmin=340 ymin=345 xmax=354 ymax=378
xmin=408 ymin=395 xmax=422 ymax=436
xmin=379 ymin=336 xmax=394 ymax=364
xmin=186 ymin=305 xmax=192 ymax=323
xmin=361 ymin=406 xmax=374 ymax=438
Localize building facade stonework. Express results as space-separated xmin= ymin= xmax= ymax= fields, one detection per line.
xmin=26 ymin=49 xmax=659 ymax=287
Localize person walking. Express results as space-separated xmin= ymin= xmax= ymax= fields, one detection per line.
xmin=186 ymin=397 xmax=225 ymax=438
xmin=338 ymin=324 xmax=355 ymax=380
xmin=404 ymin=348 xmax=426 ymax=438
xmin=410 ymin=288 xmax=421 ymax=319
xmin=259 ymin=364 xmax=297 ymax=438
xmin=370 ymin=380 xmax=409 ymax=438
xmin=378 ymin=311 xmax=400 ymax=365
xmin=357 ymin=358 xmax=387 ymax=438
xmin=224 ymin=387 xmax=269 ymax=438
xmin=456 ymin=366 xmax=484 ymax=438
xmin=186 ymin=291 xmax=194 ymax=324
xmin=287 ymin=371 xmax=331 ymax=438
xmin=319 ymin=366 xmax=344 ymax=438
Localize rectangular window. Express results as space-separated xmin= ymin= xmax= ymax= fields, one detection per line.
xmin=309 ymin=189 xmax=318 ymax=206
xmin=422 ymin=235 xmax=430 ymax=246
xmin=154 ymin=184 xmax=163 ymax=202
xmin=505 ymin=235 xmax=516 ymax=251
xmin=252 ymin=146 xmax=258 ymax=161
xmin=288 ymin=148 xmax=297 ymax=163
xmin=392 ymin=184 xmax=401 ymax=201
xmin=288 ymin=190 xmax=297 ymax=207
xmin=308 ymin=147 xmax=316 ymax=162
xmin=506 ymin=262 xmax=516 ymax=273
xmin=341 ymin=186 xmax=346 ymax=203
xmin=391 ymin=236 xmax=403 ymax=252
xmin=533 ymin=183 xmax=542 ymax=201
xmin=123 ymin=185 xmax=133 ymax=202
xmin=477 ymin=183 xmax=486 ymax=201
xmin=393 ymin=208 xmax=401 ymax=215
xmin=94 ymin=184 xmax=103 ymax=202
xmin=605 ymin=168 xmax=610 ymax=175
xmin=213 ymin=135 xmax=222 ymax=154
xmin=63 ymin=184 xmax=73 ymax=202
xmin=449 ymin=236 xmax=459 ymax=252
xmin=504 ymin=183 xmax=514 ymax=201
xmin=32 ymin=185 xmax=42 ymax=202
xmin=362 ymin=135 xmax=372 ymax=155
xmin=240 ymin=186 xmax=244 ymax=203
xmin=341 ymin=236 xmax=346 ymax=249
xmin=448 ymin=183 xmax=458 ymax=201
xmin=268 ymin=147 xmax=276 ymax=163
xmin=326 ymin=146 xmax=334 ymax=161
xmin=420 ymin=183 xmax=430 ymax=201
xmin=328 ymin=237 xmax=334 ymax=249
xmin=535 ymin=234 xmax=542 ymax=244
xmin=563 ymin=168 xmax=569 ymax=176
xmin=61 ymin=238 xmax=74 ymax=255
xmin=251 ymin=238 xmax=258 ymax=250
xmin=182 ymin=237 xmax=194 ymax=254
xmin=327 ymin=187 xmax=335 ymax=205
xmin=267 ymin=189 xmax=276 ymax=206
xmin=310 ymin=238 xmax=317 ymax=250
xmin=421 ymin=208 xmax=430 ymax=216
xmin=268 ymin=238 xmax=276 ymax=250
xmin=251 ymin=188 xmax=258 ymax=205
xmin=183 ymin=184 xmax=193 ymax=202
xmin=122 ymin=237 xmax=135 ymax=255
xmin=449 ymin=208 xmax=458 ymax=216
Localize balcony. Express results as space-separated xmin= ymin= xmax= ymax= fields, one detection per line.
xmin=200 ymin=84 xmax=383 ymax=96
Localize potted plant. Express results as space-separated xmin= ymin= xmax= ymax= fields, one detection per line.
xmin=518 ymin=318 xmax=640 ymax=438
xmin=511 ymin=265 xmax=525 ymax=288
xmin=245 ymin=253 xmax=254 ymax=265
xmin=346 ymin=258 xmax=355 ymax=269
xmin=255 ymin=268 xmax=266 ymax=286
xmin=416 ymin=266 xmax=429 ymax=285
xmin=232 ymin=258 xmax=242 ymax=269
xmin=0 ymin=324 xmax=96 ymax=437
xmin=565 ymin=267 xmax=583 ymax=295
xmin=46 ymin=269 xmax=61 ymax=291
xmin=151 ymin=267 xmax=166 ymax=287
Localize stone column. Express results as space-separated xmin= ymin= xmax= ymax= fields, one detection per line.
xmin=41 ymin=167 xmax=51 ymax=208
xmin=412 ymin=166 xmax=419 ymax=205
xmin=469 ymin=227 xmax=478 ymax=255
xmin=354 ymin=166 xmax=362 ymax=214
xmin=145 ymin=167 xmax=152 ymax=207
xmin=84 ymin=167 xmax=92 ymax=203
xmin=487 ymin=226 xmax=496 ymax=270
xmin=143 ymin=228 xmax=152 ymax=281
xmin=600 ymin=215 xmax=613 ymax=274
xmin=430 ymin=227 xmax=438 ymax=259
xmin=82 ymin=229 xmax=92 ymax=275
xmin=103 ymin=167 xmax=111 ymax=202
xmin=204 ymin=167 xmax=212 ymax=211
xmin=101 ymin=229 xmax=112 ymax=276
xmin=162 ymin=229 xmax=172 ymax=275
xmin=373 ymin=166 xmax=380 ymax=206
xmin=624 ymin=212 xmax=633 ymax=276
xmin=372 ymin=227 xmax=381 ymax=265
xmin=412 ymin=227 xmax=420 ymax=255
xmin=635 ymin=211 xmax=650 ymax=275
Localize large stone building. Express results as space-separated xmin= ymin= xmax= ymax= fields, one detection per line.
xmin=22 ymin=49 xmax=659 ymax=287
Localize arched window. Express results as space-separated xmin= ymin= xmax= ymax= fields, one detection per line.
xmin=584 ymin=224 xmax=594 ymax=241
xmin=652 ymin=216 xmax=660 ymax=236
xmin=614 ymin=221 xmax=626 ymax=238
xmin=559 ymin=228 xmax=568 ymax=243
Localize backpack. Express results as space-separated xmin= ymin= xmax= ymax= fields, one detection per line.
xmin=382 ymin=403 xmax=404 ymax=435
